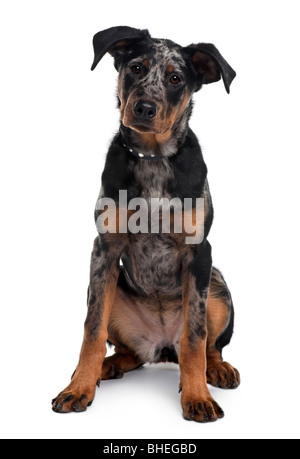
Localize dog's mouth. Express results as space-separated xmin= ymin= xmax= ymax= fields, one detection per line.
xmin=126 ymin=118 xmax=170 ymax=136
xmin=129 ymin=122 xmax=156 ymax=133
xmin=129 ymin=122 xmax=172 ymax=138
xmin=121 ymin=111 xmax=156 ymax=133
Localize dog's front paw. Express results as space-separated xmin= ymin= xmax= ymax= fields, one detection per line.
xmin=181 ymin=394 xmax=224 ymax=423
xmin=52 ymin=380 xmax=96 ymax=414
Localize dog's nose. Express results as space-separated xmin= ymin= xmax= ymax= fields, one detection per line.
xmin=133 ymin=100 xmax=158 ymax=121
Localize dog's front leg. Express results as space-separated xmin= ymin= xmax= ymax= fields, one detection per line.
xmin=52 ymin=236 xmax=120 ymax=413
xmin=179 ymin=241 xmax=224 ymax=422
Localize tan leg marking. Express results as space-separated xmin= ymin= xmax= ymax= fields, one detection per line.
xmin=206 ymin=293 xmax=240 ymax=389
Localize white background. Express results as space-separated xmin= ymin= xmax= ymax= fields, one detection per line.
xmin=1 ymin=0 xmax=300 ymax=440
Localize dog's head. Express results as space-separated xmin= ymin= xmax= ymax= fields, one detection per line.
xmin=91 ymin=26 xmax=236 ymax=136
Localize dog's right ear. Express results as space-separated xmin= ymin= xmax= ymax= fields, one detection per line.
xmin=91 ymin=26 xmax=150 ymax=71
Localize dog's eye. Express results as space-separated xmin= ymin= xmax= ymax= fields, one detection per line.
xmin=131 ymin=65 xmax=142 ymax=75
xmin=170 ymin=75 xmax=181 ymax=84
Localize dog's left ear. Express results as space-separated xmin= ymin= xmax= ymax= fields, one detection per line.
xmin=183 ymin=43 xmax=236 ymax=93
xmin=91 ymin=26 xmax=150 ymax=71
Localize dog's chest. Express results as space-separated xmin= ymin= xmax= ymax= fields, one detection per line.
xmin=133 ymin=159 xmax=174 ymax=199
xmin=124 ymin=159 xmax=182 ymax=295
xmin=124 ymin=232 xmax=182 ymax=296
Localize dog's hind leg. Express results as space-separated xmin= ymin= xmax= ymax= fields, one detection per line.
xmin=206 ymin=267 xmax=240 ymax=389
xmin=101 ymin=348 xmax=143 ymax=380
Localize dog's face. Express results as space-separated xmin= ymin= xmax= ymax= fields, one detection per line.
xmin=91 ymin=27 xmax=236 ymax=136
xmin=117 ymin=39 xmax=193 ymax=136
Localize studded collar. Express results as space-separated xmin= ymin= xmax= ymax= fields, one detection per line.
xmin=116 ymin=134 xmax=165 ymax=161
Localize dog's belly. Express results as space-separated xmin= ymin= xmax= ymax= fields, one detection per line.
xmin=108 ymin=286 xmax=183 ymax=363
xmin=121 ymin=233 xmax=182 ymax=296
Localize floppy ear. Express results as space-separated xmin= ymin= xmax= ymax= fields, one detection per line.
xmin=183 ymin=43 xmax=236 ymax=93
xmin=91 ymin=26 xmax=150 ymax=71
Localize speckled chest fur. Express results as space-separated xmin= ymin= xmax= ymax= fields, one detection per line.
xmin=121 ymin=157 xmax=182 ymax=298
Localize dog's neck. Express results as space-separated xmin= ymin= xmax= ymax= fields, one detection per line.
xmin=119 ymin=101 xmax=193 ymax=158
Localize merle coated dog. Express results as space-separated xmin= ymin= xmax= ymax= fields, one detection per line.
xmin=52 ymin=26 xmax=240 ymax=422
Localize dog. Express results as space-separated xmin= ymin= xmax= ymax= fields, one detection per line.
xmin=52 ymin=26 xmax=240 ymax=422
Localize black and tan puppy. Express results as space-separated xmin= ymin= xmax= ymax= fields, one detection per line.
xmin=52 ymin=26 xmax=240 ymax=422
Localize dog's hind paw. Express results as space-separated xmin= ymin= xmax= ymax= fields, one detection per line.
xmin=101 ymin=363 xmax=125 ymax=380
xmin=206 ymin=361 xmax=240 ymax=389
